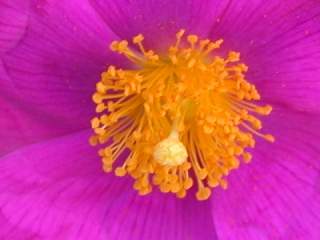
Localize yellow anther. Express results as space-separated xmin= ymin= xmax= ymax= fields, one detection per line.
xmin=92 ymin=93 xmax=104 ymax=104
xmin=265 ymin=134 xmax=275 ymax=142
xmin=243 ymin=152 xmax=252 ymax=163
xmin=110 ymin=41 xmax=119 ymax=51
xmin=257 ymin=105 xmax=272 ymax=115
xmin=200 ymin=39 xmax=210 ymax=50
xmin=91 ymin=117 xmax=100 ymax=129
xmin=115 ymin=167 xmax=127 ymax=176
xmin=89 ymin=135 xmax=98 ymax=146
xmin=228 ymin=51 xmax=240 ymax=62
xmin=133 ymin=34 xmax=144 ymax=44
xmin=96 ymin=103 xmax=106 ymax=113
xmin=205 ymin=39 xmax=224 ymax=54
xmin=91 ymin=30 xmax=273 ymax=201
xmin=133 ymin=34 xmax=147 ymax=55
xmin=175 ymin=29 xmax=185 ymax=48
xmin=96 ymin=82 xmax=107 ymax=94
xmin=196 ymin=187 xmax=211 ymax=201
xmin=176 ymin=29 xmax=185 ymax=39
xmin=107 ymin=65 xmax=116 ymax=77
xmin=177 ymin=189 xmax=186 ymax=198
xmin=117 ymin=40 xmax=129 ymax=52
xmin=183 ymin=178 xmax=193 ymax=189
xmin=187 ymin=35 xmax=198 ymax=47
xmin=103 ymin=165 xmax=112 ymax=173
xmin=220 ymin=179 xmax=228 ymax=189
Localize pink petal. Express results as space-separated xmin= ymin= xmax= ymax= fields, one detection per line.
xmin=0 ymin=0 xmax=29 ymax=55
xmin=212 ymin=106 xmax=320 ymax=239
xmin=0 ymin=130 xmax=217 ymax=240
xmin=0 ymin=0 xmax=122 ymax=155
xmin=208 ymin=0 xmax=320 ymax=113
xmin=90 ymin=0 xmax=220 ymax=51
xmin=0 ymin=59 xmax=81 ymax=156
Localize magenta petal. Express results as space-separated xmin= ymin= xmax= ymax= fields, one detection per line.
xmin=0 ymin=59 xmax=79 ymax=156
xmin=0 ymin=130 xmax=217 ymax=240
xmin=90 ymin=0 xmax=220 ymax=51
xmin=212 ymin=106 xmax=320 ymax=239
xmin=208 ymin=0 xmax=320 ymax=113
xmin=0 ymin=0 xmax=29 ymax=55
xmin=0 ymin=0 xmax=122 ymax=154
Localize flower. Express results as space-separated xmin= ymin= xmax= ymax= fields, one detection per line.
xmin=0 ymin=0 xmax=320 ymax=239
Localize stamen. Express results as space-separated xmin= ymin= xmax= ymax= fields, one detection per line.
xmin=90 ymin=29 xmax=274 ymax=201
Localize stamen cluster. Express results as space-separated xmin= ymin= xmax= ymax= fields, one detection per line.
xmin=90 ymin=30 xmax=274 ymax=200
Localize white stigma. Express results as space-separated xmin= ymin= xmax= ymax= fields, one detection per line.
xmin=153 ymin=129 xmax=188 ymax=167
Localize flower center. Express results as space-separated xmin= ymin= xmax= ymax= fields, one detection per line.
xmin=90 ymin=30 xmax=274 ymax=200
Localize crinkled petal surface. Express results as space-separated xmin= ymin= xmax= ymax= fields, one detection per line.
xmin=206 ymin=0 xmax=320 ymax=113
xmin=0 ymin=131 xmax=217 ymax=240
xmin=0 ymin=0 xmax=29 ymax=55
xmin=212 ymin=106 xmax=320 ymax=239
xmin=0 ymin=0 xmax=122 ymax=155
